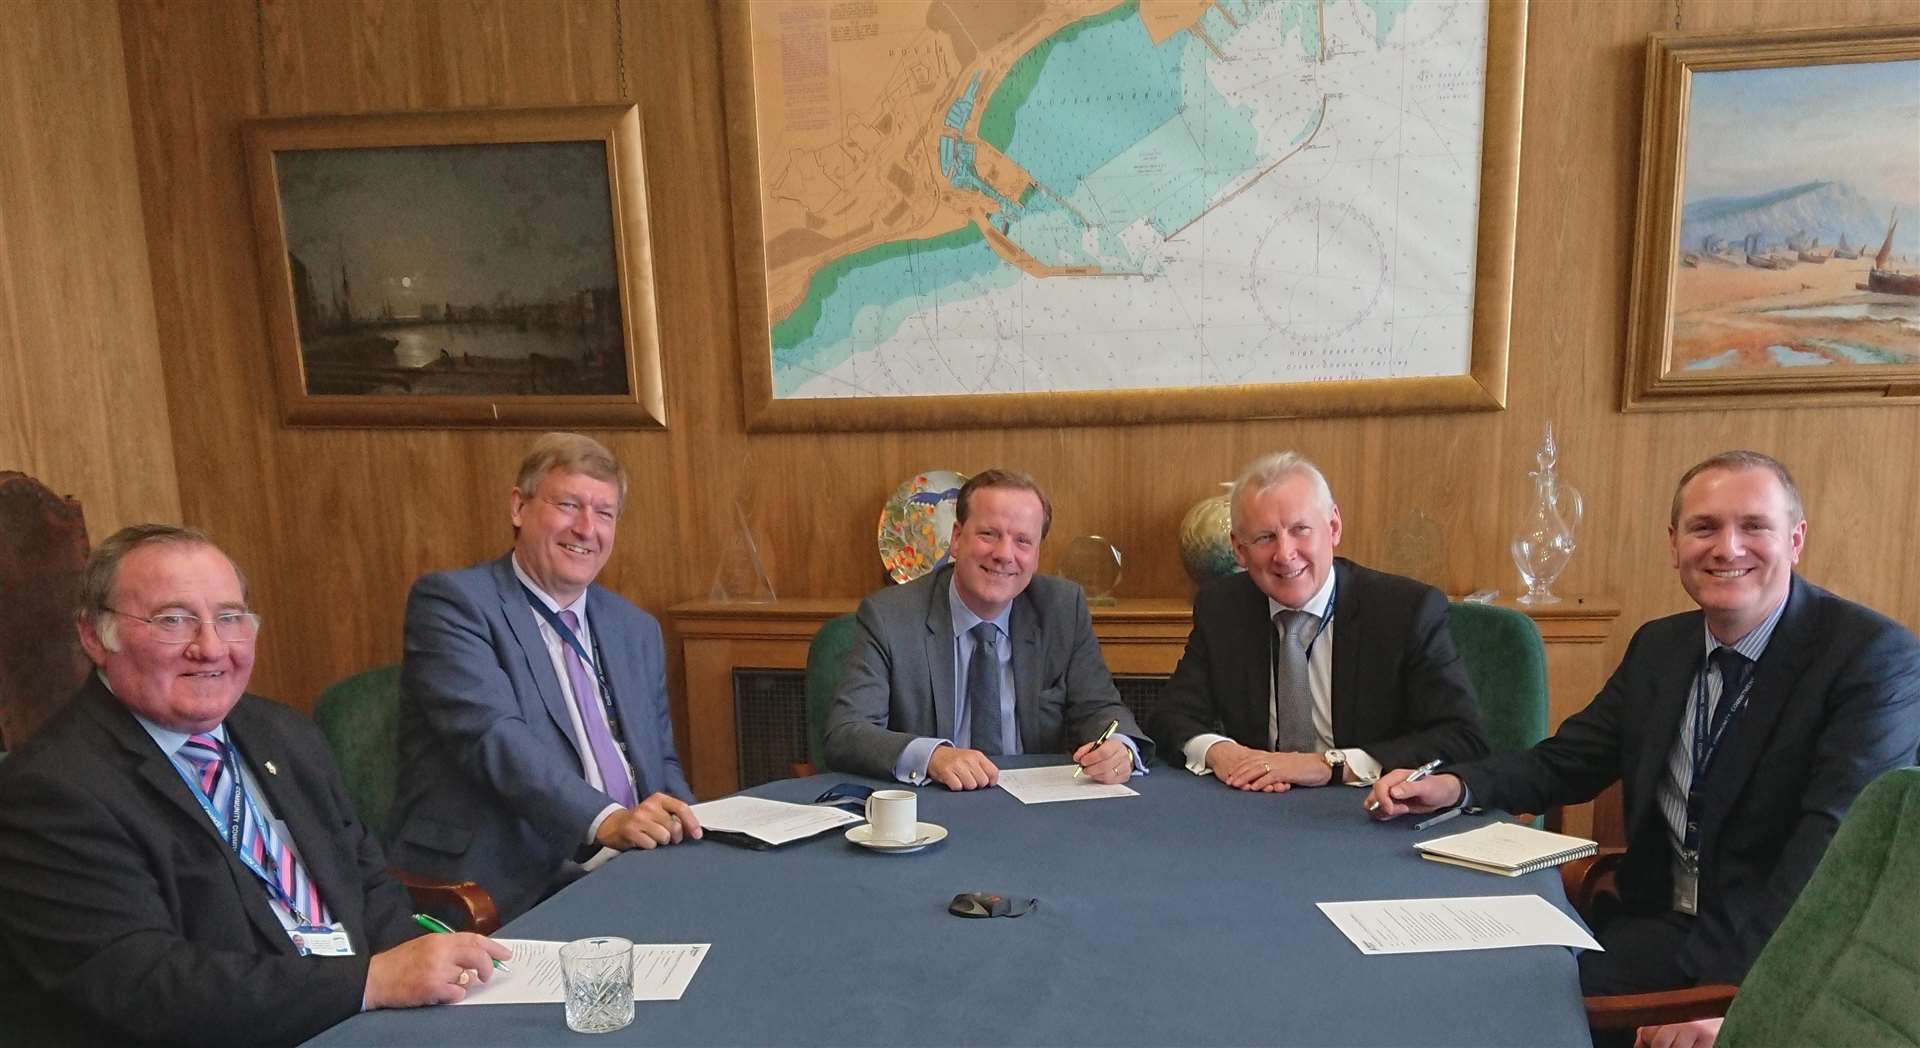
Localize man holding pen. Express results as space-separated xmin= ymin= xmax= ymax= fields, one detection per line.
xmin=0 ymin=525 xmax=509 ymax=1046
xmin=1368 ymin=452 xmax=1920 ymax=996
xmin=824 ymin=469 xmax=1151 ymax=789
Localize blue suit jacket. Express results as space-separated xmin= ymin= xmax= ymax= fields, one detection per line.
xmin=389 ymin=554 xmax=691 ymax=923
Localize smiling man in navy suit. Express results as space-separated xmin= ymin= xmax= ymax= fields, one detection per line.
xmin=1370 ymin=451 xmax=1920 ymax=995
xmin=390 ymin=433 xmax=698 ymax=923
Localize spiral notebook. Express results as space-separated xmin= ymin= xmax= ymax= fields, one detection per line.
xmin=1414 ymin=821 xmax=1596 ymax=877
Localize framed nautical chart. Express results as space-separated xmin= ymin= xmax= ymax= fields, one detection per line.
xmin=1623 ymin=23 xmax=1920 ymax=411
xmin=721 ymin=0 xmax=1525 ymax=431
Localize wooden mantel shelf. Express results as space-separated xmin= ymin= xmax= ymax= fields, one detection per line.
xmin=669 ymin=593 xmax=1621 ymax=825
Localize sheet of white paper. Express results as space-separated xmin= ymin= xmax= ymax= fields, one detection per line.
xmin=995 ymin=764 xmax=1139 ymax=805
xmin=452 ymin=941 xmax=711 ymax=1005
xmin=1316 ymin=895 xmax=1602 ymax=956
xmin=689 ymin=795 xmax=861 ymax=845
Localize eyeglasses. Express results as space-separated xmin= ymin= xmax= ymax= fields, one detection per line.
xmin=106 ymin=608 xmax=262 ymax=644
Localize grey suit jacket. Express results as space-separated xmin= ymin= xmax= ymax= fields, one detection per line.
xmin=1454 ymin=574 xmax=1920 ymax=985
xmin=0 ymin=678 xmax=417 ymax=1047
xmin=823 ymin=566 xmax=1151 ymax=778
xmin=389 ymin=554 xmax=691 ymax=923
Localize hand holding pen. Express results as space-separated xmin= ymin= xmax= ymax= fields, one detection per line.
xmin=1364 ymin=758 xmax=1459 ymax=819
xmin=1072 ymin=719 xmax=1125 ymax=781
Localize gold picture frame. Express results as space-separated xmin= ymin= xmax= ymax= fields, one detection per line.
xmin=1623 ymin=23 xmax=1920 ymax=411
xmin=241 ymin=105 xmax=666 ymax=429
xmin=721 ymin=1 xmax=1526 ymax=432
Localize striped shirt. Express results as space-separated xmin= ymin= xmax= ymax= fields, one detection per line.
xmin=1660 ymin=596 xmax=1789 ymax=878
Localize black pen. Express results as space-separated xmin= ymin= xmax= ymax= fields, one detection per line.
xmin=1074 ymin=719 xmax=1121 ymax=779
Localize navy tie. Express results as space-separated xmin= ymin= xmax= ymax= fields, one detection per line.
xmin=1708 ymin=647 xmax=1751 ymax=738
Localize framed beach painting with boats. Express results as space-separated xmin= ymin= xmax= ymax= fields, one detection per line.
xmin=241 ymin=105 xmax=666 ymax=428
xmin=1624 ymin=23 xmax=1920 ymax=411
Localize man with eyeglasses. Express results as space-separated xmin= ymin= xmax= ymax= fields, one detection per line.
xmin=0 ymin=524 xmax=509 ymax=1045
xmin=389 ymin=432 xmax=697 ymax=924
xmin=1149 ymin=451 xmax=1489 ymax=792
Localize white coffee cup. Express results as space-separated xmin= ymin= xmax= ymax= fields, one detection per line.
xmin=864 ymin=789 xmax=918 ymax=844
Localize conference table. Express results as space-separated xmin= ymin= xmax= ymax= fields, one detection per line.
xmin=310 ymin=758 xmax=1592 ymax=1046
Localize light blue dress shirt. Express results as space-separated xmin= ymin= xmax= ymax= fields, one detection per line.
xmin=893 ymin=579 xmax=1141 ymax=783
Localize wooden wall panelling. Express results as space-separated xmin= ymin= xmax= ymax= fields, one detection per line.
xmin=116 ymin=0 xmax=1920 ymax=811
xmin=0 ymin=1 xmax=179 ymax=539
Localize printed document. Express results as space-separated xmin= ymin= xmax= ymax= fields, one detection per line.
xmin=452 ymin=940 xmax=710 ymax=1005
xmin=689 ymin=795 xmax=861 ymax=845
xmin=996 ymin=764 xmax=1139 ymax=805
xmin=1317 ymin=895 xmax=1602 ymax=955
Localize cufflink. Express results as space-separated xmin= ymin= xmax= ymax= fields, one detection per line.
xmin=264 ymin=761 xmax=279 ymax=775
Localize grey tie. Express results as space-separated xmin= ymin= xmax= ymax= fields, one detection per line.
xmin=1270 ymin=610 xmax=1318 ymax=752
xmin=968 ymin=623 xmax=1004 ymax=756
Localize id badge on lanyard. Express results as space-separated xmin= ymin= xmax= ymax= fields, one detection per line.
xmin=1675 ymin=657 xmax=1755 ymax=915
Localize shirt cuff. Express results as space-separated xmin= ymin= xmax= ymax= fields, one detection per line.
xmin=895 ymin=737 xmax=948 ymax=784
xmin=585 ymin=802 xmax=624 ymax=846
xmin=1182 ymin=733 xmax=1233 ymax=775
xmin=1115 ymin=734 xmax=1148 ymax=776
xmin=1340 ymin=748 xmax=1383 ymax=784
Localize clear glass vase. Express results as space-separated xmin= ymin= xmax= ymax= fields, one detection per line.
xmin=1510 ymin=422 xmax=1583 ymax=605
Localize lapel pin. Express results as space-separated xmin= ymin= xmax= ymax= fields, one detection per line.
xmin=264 ymin=760 xmax=279 ymax=776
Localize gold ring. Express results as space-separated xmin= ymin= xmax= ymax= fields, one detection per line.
xmin=456 ymin=969 xmax=473 ymax=987
xmin=1262 ymin=763 xmax=1272 ymax=774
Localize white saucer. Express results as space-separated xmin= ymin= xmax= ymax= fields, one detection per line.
xmin=845 ymin=821 xmax=948 ymax=853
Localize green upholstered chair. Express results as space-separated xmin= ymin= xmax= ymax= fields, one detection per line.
xmin=312 ymin=665 xmax=500 ymax=933
xmin=792 ymin=613 xmax=859 ymax=777
xmin=1717 ymin=766 xmax=1920 ymax=1047
xmin=1445 ymin=602 xmax=1549 ymax=756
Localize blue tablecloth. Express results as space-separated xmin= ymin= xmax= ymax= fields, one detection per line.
xmin=310 ymin=759 xmax=1591 ymax=1046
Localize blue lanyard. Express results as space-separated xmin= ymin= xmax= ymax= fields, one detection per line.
xmin=1681 ymin=652 xmax=1756 ymax=861
xmin=519 ymin=585 xmax=633 ymax=767
xmin=1305 ymin=581 xmax=1336 ymax=659
xmin=166 ymin=736 xmax=313 ymax=925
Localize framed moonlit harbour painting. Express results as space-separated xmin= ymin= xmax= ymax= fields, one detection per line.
xmin=1623 ymin=23 xmax=1920 ymax=411
xmin=241 ymin=105 xmax=666 ymax=428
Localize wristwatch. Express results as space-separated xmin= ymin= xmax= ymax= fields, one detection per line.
xmin=1323 ymin=749 xmax=1347 ymax=783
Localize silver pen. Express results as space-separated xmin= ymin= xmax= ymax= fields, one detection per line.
xmin=1366 ymin=757 xmax=1443 ymax=813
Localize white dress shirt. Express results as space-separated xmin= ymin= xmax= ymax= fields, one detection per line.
xmin=1180 ymin=570 xmax=1381 ymax=782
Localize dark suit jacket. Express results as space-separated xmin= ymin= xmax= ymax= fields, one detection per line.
xmin=823 ymin=566 xmax=1152 ymax=778
xmin=0 ymin=678 xmax=417 ymax=1047
xmin=389 ymin=554 xmax=691 ymax=923
xmin=1149 ymin=559 xmax=1489 ymax=771
xmin=1454 ymin=575 xmax=1920 ymax=985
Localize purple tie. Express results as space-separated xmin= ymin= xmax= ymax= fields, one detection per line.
xmin=559 ymin=609 xmax=637 ymax=807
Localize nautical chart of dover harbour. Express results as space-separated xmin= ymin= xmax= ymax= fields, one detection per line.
xmin=748 ymin=0 xmax=1493 ymax=401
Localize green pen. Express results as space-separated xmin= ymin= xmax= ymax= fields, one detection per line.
xmin=413 ymin=912 xmax=510 ymax=972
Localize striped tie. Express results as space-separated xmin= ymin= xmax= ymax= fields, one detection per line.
xmin=181 ymin=733 xmax=331 ymax=927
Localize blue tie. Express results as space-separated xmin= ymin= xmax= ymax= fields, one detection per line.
xmin=968 ymin=623 xmax=1003 ymax=756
